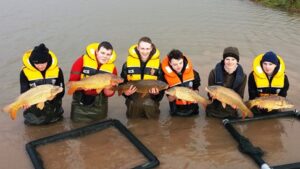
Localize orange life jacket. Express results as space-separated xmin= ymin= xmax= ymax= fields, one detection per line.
xmin=162 ymin=56 xmax=195 ymax=105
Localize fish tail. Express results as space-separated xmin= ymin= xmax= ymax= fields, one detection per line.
xmin=197 ymin=97 xmax=210 ymax=110
xmin=242 ymin=108 xmax=254 ymax=119
xmin=2 ymin=102 xmax=21 ymax=120
xmin=245 ymin=100 xmax=256 ymax=109
xmin=118 ymin=89 xmax=123 ymax=96
xmin=67 ymin=82 xmax=78 ymax=95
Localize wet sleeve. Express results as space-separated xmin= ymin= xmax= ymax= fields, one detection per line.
xmin=248 ymin=72 xmax=258 ymax=100
xmin=279 ymin=75 xmax=289 ymax=97
xmin=193 ymin=70 xmax=201 ymax=90
xmin=20 ymin=70 xmax=30 ymax=94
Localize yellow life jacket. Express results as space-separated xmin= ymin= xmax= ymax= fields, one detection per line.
xmin=126 ymin=44 xmax=160 ymax=80
xmin=81 ymin=43 xmax=116 ymax=79
xmin=253 ymin=54 xmax=285 ymax=88
xmin=22 ymin=50 xmax=59 ymax=83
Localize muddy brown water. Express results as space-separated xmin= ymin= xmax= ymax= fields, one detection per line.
xmin=1 ymin=0 xmax=300 ymax=168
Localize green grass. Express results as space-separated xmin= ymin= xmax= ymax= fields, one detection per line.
xmin=252 ymin=0 xmax=300 ymax=12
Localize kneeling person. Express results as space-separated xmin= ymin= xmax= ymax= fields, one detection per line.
xmin=121 ymin=37 xmax=164 ymax=118
xmin=69 ymin=42 xmax=117 ymax=122
xmin=162 ymin=49 xmax=201 ymax=116
xmin=20 ymin=43 xmax=65 ymax=125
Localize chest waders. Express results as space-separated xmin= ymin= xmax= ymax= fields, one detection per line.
xmin=71 ymin=91 xmax=108 ymax=122
xmin=125 ymin=94 xmax=160 ymax=119
xmin=23 ymin=99 xmax=63 ymax=125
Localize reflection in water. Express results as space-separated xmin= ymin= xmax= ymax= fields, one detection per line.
xmin=201 ymin=117 xmax=254 ymax=169
xmin=237 ymin=119 xmax=285 ymax=165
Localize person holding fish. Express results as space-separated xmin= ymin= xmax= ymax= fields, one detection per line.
xmin=248 ymin=51 xmax=290 ymax=113
xmin=206 ymin=47 xmax=247 ymax=118
xmin=162 ymin=49 xmax=201 ymax=116
xmin=69 ymin=41 xmax=119 ymax=122
xmin=120 ymin=37 xmax=165 ymax=118
xmin=20 ymin=43 xmax=65 ymax=125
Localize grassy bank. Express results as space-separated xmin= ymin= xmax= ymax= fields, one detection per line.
xmin=252 ymin=0 xmax=300 ymax=12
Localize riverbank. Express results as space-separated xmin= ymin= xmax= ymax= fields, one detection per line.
xmin=251 ymin=0 xmax=300 ymax=12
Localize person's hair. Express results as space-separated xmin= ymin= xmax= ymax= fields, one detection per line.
xmin=138 ymin=36 xmax=154 ymax=48
xmin=168 ymin=49 xmax=184 ymax=60
xmin=98 ymin=41 xmax=113 ymax=51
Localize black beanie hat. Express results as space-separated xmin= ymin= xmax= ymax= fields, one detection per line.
xmin=261 ymin=51 xmax=279 ymax=65
xmin=30 ymin=43 xmax=50 ymax=64
xmin=223 ymin=47 xmax=239 ymax=62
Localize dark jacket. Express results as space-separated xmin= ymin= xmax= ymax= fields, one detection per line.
xmin=20 ymin=67 xmax=65 ymax=101
xmin=20 ymin=64 xmax=65 ymax=125
xmin=248 ymin=71 xmax=289 ymax=100
xmin=206 ymin=61 xmax=247 ymax=118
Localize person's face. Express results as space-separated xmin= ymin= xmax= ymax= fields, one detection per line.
xmin=96 ymin=47 xmax=113 ymax=64
xmin=262 ymin=61 xmax=277 ymax=76
xmin=169 ymin=58 xmax=184 ymax=73
xmin=224 ymin=57 xmax=238 ymax=70
xmin=34 ymin=62 xmax=48 ymax=71
xmin=137 ymin=41 xmax=153 ymax=62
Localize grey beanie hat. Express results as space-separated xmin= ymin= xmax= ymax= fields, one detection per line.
xmin=223 ymin=47 xmax=239 ymax=62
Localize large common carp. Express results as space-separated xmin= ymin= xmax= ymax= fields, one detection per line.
xmin=115 ymin=80 xmax=168 ymax=96
xmin=67 ymin=73 xmax=124 ymax=95
xmin=246 ymin=95 xmax=294 ymax=112
xmin=2 ymin=84 xmax=63 ymax=120
xmin=165 ymin=87 xmax=211 ymax=109
xmin=205 ymin=85 xmax=253 ymax=119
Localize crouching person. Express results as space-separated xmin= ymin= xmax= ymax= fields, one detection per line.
xmin=20 ymin=43 xmax=65 ymax=125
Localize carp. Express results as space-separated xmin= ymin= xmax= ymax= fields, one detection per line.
xmin=165 ymin=86 xmax=211 ymax=109
xmin=114 ymin=80 xmax=168 ymax=96
xmin=246 ymin=95 xmax=294 ymax=112
xmin=205 ymin=85 xmax=253 ymax=119
xmin=67 ymin=73 xmax=124 ymax=95
xmin=2 ymin=84 xmax=63 ymax=120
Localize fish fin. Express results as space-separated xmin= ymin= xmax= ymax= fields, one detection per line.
xmin=48 ymin=94 xmax=56 ymax=101
xmin=118 ymin=90 xmax=122 ymax=96
xmin=67 ymin=82 xmax=77 ymax=95
xmin=36 ymin=102 xmax=45 ymax=110
xmin=96 ymin=88 xmax=103 ymax=94
xmin=245 ymin=100 xmax=253 ymax=109
xmin=241 ymin=112 xmax=246 ymax=120
xmin=141 ymin=93 xmax=147 ymax=98
xmin=243 ymin=109 xmax=254 ymax=118
xmin=199 ymin=99 xmax=210 ymax=110
xmin=222 ymin=102 xmax=226 ymax=108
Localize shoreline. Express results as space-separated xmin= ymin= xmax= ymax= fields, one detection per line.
xmin=251 ymin=0 xmax=300 ymax=13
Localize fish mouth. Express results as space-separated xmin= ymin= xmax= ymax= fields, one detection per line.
xmin=205 ymin=86 xmax=210 ymax=93
xmin=164 ymin=85 xmax=169 ymax=90
xmin=286 ymin=104 xmax=294 ymax=108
